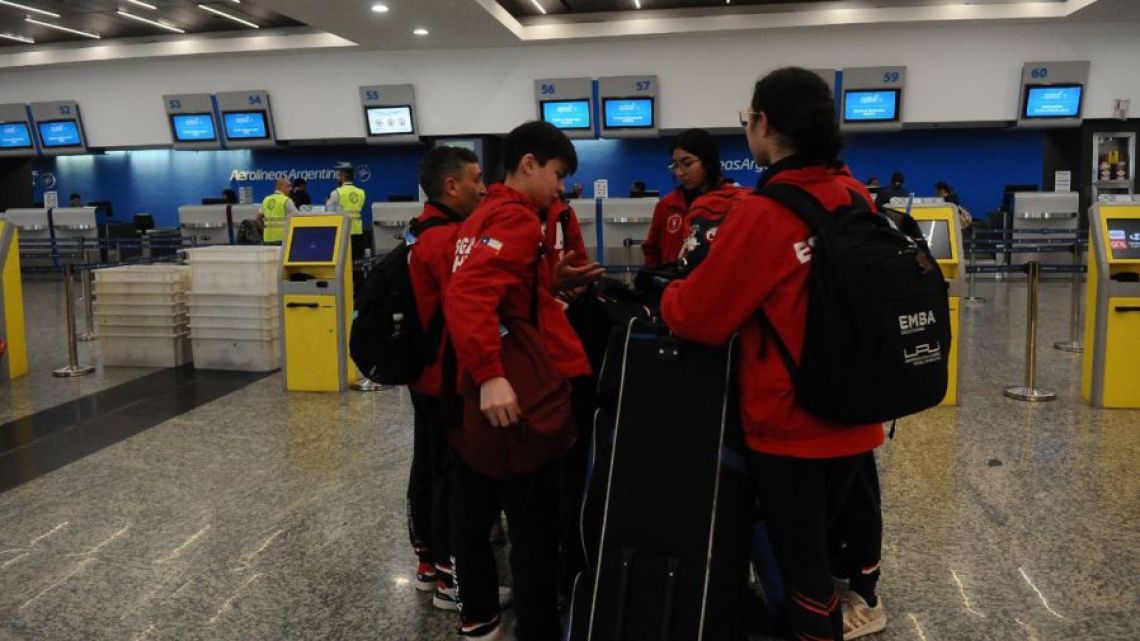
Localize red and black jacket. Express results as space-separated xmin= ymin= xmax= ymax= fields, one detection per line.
xmin=642 ymin=188 xmax=689 ymax=267
xmin=407 ymin=202 xmax=464 ymax=396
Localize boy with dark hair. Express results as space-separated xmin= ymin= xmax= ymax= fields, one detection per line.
xmin=404 ymin=147 xmax=487 ymax=609
xmin=444 ymin=121 xmax=589 ymax=641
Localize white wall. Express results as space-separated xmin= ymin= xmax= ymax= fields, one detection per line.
xmin=1 ymin=20 xmax=1137 ymax=148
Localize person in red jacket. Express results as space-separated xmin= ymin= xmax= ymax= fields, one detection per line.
xmin=660 ymin=68 xmax=886 ymax=641
xmin=642 ymin=128 xmax=725 ymax=266
xmin=675 ymin=178 xmax=746 ymax=270
xmin=444 ymin=121 xmax=589 ymax=641
xmin=405 ymin=146 xmax=487 ymax=607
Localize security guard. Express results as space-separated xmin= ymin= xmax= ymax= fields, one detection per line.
xmin=325 ymin=167 xmax=367 ymax=258
xmin=260 ymin=177 xmax=299 ymax=244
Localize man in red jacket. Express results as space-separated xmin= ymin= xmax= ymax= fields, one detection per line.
xmin=642 ymin=128 xmax=725 ymax=266
xmin=404 ymin=146 xmax=487 ymax=608
xmin=661 ymin=68 xmax=886 ymax=641
xmin=444 ymin=121 xmax=590 ymax=641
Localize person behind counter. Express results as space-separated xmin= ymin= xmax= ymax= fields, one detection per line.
xmin=69 ymin=193 xmax=83 ymax=207
xmin=291 ymin=178 xmax=312 ymax=208
xmin=326 ymin=167 xmax=368 ymax=259
xmin=874 ymin=171 xmax=908 ymax=209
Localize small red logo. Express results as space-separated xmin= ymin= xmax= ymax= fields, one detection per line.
xmin=666 ymin=214 xmax=682 ymax=234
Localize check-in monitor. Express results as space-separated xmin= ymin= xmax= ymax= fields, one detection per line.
xmin=365 ymin=106 xmax=414 ymax=136
xmin=0 ymin=122 xmax=32 ymax=149
xmin=170 ymin=113 xmax=217 ymax=142
xmin=843 ymin=89 xmax=900 ymax=123
xmin=1023 ymin=85 xmax=1083 ymax=119
xmin=223 ymin=111 xmax=269 ymax=140
xmin=288 ymin=226 xmax=339 ymax=263
xmin=37 ymin=120 xmax=82 ymax=147
xmin=541 ymin=100 xmax=592 ymax=131
xmin=1106 ymin=218 xmax=1140 ymax=260
xmin=603 ymin=98 xmax=654 ymax=129
xmin=916 ymin=220 xmax=954 ymax=261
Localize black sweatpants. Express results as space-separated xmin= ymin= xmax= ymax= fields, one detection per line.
xmin=451 ymin=456 xmax=562 ymax=641
xmin=749 ymin=451 xmax=881 ymax=641
xmin=828 ymin=452 xmax=883 ymax=603
xmin=407 ymin=390 xmax=451 ymax=568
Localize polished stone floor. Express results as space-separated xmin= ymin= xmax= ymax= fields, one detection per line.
xmin=0 ymin=277 xmax=1137 ymax=641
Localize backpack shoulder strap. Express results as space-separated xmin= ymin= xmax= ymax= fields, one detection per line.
xmin=757 ymin=182 xmax=834 ymax=233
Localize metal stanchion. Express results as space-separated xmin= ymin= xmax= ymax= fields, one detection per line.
xmin=963 ymin=232 xmax=985 ymax=305
xmin=53 ymin=264 xmax=97 ymax=378
xmin=1004 ymin=261 xmax=1055 ymax=402
xmin=77 ymin=267 xmax=98 ymax=342
xmin=1054 ymin=240 xmax=1084 ymax=353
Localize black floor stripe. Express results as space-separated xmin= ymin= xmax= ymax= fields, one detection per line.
xmin=0 ymin=365 xmax=272 ymax=494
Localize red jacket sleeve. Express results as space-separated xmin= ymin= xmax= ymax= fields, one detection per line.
xmin=445 ymin=209 xmax=541 ymax=386
xmin=660 ymin=198 xmax=809 ymax=346
xmin=642 ymin=199 xmax=669 ymax=266
xmin=565 ymin=209 xmax=589 ymax=267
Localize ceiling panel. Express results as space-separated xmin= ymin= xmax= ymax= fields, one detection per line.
xmin=498 ymin=0 xmax=1066 ymax=18
xmin=0 ymin=0 xmax=301 ymax=47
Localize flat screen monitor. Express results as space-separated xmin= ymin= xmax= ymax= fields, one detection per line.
xmin=0 ymin=121 xmax=32 ymax=149
xmin=288 ymin=226 xmax=339 ymax=263
xmin=541 ymin=100 xmax=592 ymax=131
xmin=603 ymin=97 xmax=655 ymax=129
xmin=37 ymin=120 xmax=82 ymax=147
xmin=916 ymin=220 xmax=954 ymax=261
xmin=223 ymin=111 xmax=269 ymax=140
xmin=1106 ymin=218 xmax=1140 ymax=260
xmin=1023 ymin=85 xmax=1083 ymax=119
xmin=843 ymin=89 xmax=900 ymax=123
xmin=365 ymin=105 xmax=414 ymax=136
xmin=170 ymin=113 xmax=217 ymax=142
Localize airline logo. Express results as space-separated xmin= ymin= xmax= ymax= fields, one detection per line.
xmin=1109 ymin=229 xmax=1126 ymax=240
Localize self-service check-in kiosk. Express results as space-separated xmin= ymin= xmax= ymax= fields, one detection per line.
xmin=0 ymin=220 xmax=28 ymax=381
xmin=891 ymin=203 xmax=964 ymax=406
xmin=1082 ymin=203 xmax=1140 ymax=408
xmin=179 ymin=205 xmax=234 ymax=246
xmin=280 ymin=214 xmax=354 ymax=392
xmin=5 ymin=208 xmax=53 ymax=265
xmin=371 ymin=202 xmax=421 ymax=255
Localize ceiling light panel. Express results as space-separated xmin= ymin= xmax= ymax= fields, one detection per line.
xmin=0 ymin=0 xmax=59 ymax=18
xmin=198 ymin=4 xmax=260 ymax=28
xmin=25 ymin=17 xmax=100 ymax=39
xmin=116 ymin=9 xmax=186 ymax=33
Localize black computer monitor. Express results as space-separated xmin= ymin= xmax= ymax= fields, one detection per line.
xmin=388 ymin=195 xmax=417 ymax=203
xmin=201 ymin=197 xmax=229 ymax=206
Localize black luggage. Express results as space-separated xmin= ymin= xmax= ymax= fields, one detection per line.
xmin=568 ymin=318 xmax=752 ymax=641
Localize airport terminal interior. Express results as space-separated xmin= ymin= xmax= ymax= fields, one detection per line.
xmin=1 ymin=1 xmax=1139 ymax=640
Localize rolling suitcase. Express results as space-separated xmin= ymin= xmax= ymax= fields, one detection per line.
xmin=568 ymin=318 xmax=752 ymax=641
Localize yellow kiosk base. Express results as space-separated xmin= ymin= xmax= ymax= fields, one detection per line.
xmin=941 ymin=297 xmax=960 ymax=406
xmin=0 ymin=221 xmax=28 ymax=381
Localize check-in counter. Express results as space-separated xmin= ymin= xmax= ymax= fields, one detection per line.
xmin=599 ymin=198 xmax=655 ymax=266
xmin=51 ymin=206 xmax=101 ymax=262
xmin=179 ymin=204 xmax=233 ymax=246
xmin=567 ymin=198 xmax=598 ymax=262
xmin=1011 ymin=192 xmax=1080 ymax=273
xmin=5 ymin=208 xmax=53 ymax=265
xmin=371 ymin=202 xmax=421 ymax=256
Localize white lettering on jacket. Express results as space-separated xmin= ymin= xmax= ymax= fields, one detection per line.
xmin=794 ymin=237 xmax=816 ymax=264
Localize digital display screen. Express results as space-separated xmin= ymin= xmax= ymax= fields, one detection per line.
xmin=365 ymin=106 xmax=414 ymax=136
xmin=916 ymin=220 xmax=953 ymax=261
xmin=223 ymin=111 xmax=269 ymax=140
xmin=288 ymin=226 xmax=338 ymax=263
xmin=1024 ymin=85 xmax=1083 ymax=119
xmin=603 ymin=98 xmax=654 ymax=129
xmin=1106 ymin=218 xmax=1140 ymax=260
xmin=541 ymin=100 xmax=592 ymax=131
xmin=843 ymin=89 xmax=900 ymax=123
xmin=170 ymin=113 xmax=217 ymax=142
xmin=37 ymin=120 xmax=82 ymax=147
xmin=0 ymin=122 xmax=32 ymax=149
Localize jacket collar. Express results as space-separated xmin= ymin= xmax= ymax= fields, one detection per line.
xmin=424 ymin=200 xmax=464 ymax=222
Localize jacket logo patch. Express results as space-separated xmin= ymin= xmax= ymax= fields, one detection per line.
xmin=453 ymin=236 xmax=475 ymax=272
xmin=666 ymin=213 xmax=683 ymax=234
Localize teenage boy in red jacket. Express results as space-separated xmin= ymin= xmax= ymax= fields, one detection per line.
xmin=404 ymin=146 xmax=487 ymax=608
xmin=444 ymin=121 xmax=590 ymax=641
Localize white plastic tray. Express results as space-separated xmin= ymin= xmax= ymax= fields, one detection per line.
xmin=192 ymin=337 xmax=280 ymax=372
xmin=101 ymin=333 xmax=192 ymax=368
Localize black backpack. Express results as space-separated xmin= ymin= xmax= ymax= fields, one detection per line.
xmin=757 ymin=183 xmax=951 ymax=425
xmin=350 ymin=216 xmax=456 ymax=385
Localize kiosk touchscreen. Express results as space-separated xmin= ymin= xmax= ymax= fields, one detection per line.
xmin=1083 ymin=204 xmax=1140 ymax=408
xmin=900 ymin=204 xmax=964 ymax=406
xmin=0 ymin=221 xmax=28 ymax=381
xmin=280 ymin=215 xmax=354 ymax=392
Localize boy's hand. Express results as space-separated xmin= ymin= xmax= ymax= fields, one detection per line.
xmin=480 ymin=377 xmax=521 ymax=427
xmin=554 ymin=251 xmax=605 ymax=291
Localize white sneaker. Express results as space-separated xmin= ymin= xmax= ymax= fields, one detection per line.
xmin=842 ymin=592 xmax=886 ymax=640
xmin=434 ymin=584 xmax=513 ymax=611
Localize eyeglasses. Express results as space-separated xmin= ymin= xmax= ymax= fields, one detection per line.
xmin=739 ymin=110 xmax=760 ymax=128
xmin=668 ymin=157 xmax=701 ymax=173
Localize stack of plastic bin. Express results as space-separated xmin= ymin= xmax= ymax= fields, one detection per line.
xmin=185 ymin=246 xmax=281 ymax=371
xmin=94 ymin=265 xmax=192 ymax=367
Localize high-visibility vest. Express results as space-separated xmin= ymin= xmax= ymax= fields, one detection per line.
xmin=261 ymin=191 xmax=291 ymax=243
xmin=335 ymin=183 xmax=366 ymax=235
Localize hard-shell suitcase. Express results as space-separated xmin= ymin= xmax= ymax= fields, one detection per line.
xmin=568 ymin=318 xmax=752 ymax=641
